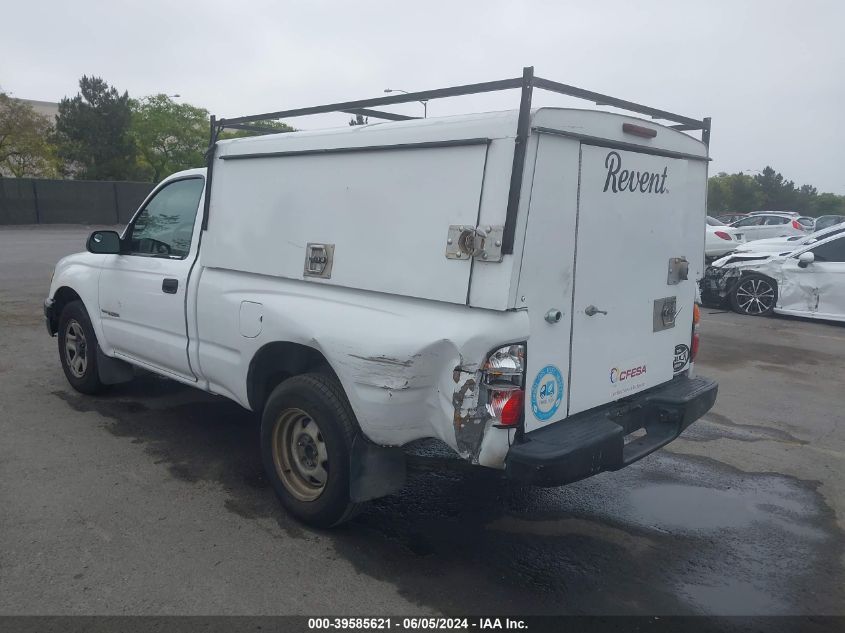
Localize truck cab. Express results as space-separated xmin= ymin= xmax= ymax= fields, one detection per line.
xmin=45 ymin=69 xmax=717 ymax=527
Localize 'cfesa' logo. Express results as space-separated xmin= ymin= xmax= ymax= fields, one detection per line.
xmin=610 ymin=364 xmax=647 ymax=384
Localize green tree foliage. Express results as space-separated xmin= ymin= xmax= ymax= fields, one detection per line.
xmin=55 ymin=76 xmax=137 ymax=180
xmin=707 ymin=172 xmax=761 ymax=214
xmin=708 ymin=167 xmax=845 ymax=217
xmin=0 ymin=93 xmax=58 ymax=177
xmin=130 ymin=95 xmax=210 ymax=182
xmin=218 ymin=119 xmax=295 ymax=139
xmin=753 ymin=166 xmax=799 ymax=210
xmin=812 ymin=192 xmax=845 ymax=216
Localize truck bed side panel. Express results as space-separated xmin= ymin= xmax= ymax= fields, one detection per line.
xmin=202 ymin=144 xmax=489 ymax=305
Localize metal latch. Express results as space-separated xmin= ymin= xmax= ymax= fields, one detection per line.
xmin=304 ymin=243 xmax=335 ymax=279
xmin=667 ymin=257 xmax=689 ymax=285
xmin=445 ymin=225 xmax=504 ymax=262
xmin=653 ymin=296 xmax=678 ymax=332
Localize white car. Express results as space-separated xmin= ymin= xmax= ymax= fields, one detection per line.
xmin=730 ymin=212 xmax=810 ymax=242
xmin=702 ymin=232 xmax=845 ymax=320
xmin=705 ymin=216 xmax=744 ymax=258
xmin=733 ymin=222 xmax=845 ymax=255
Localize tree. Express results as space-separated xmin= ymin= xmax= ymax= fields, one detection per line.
xmin=795 ymin=183 xmax=818 ymax=216
xmin=708 ymin=167 xmax=845 ymax=217
xmin=129 ymin=94 xmax=294 ymax=181
xmin=753 ymin=166 xmax=799 ymax=211
xmin=707 ymin=172 xmax=762 ymax=214
xmin=131 ymin=95 xmax=209 ymax=182
xmin=811 ymin=192 xmax=845 ymax=216
xmin=219 ymin=119 xmax=295 ymax=139
xmin=55 ymin=76 xmax=137 ymax=180
xmin=0 ymin=93 xmax=58 ymax=177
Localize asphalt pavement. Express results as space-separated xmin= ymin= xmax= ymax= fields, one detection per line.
xmin=1 ymin=225 xmax=843 ymax=616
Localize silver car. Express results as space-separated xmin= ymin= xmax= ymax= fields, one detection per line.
xmin=730 ymin=212 xmax=812 ymax=241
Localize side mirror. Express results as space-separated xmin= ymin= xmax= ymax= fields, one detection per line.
xmin=86 ymin=230 xmax=121 ymax=254
xmin=797 ymin=251 xmax=815 ymax=268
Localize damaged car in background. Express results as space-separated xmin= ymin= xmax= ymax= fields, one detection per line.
xmin=701 ymin=231 xmax=845 ymax=320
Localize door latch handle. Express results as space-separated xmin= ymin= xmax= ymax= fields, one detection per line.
xmin=585 ymin=305 xmax=608 ymax=317
xmin=162 ymin=278 xmax=178 ymax=294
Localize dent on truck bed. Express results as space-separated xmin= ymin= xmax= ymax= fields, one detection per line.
xmin=337 ymin=342 xmax=493 ymax=461
xmin=339 ymin=341 xmax=451 ymax=392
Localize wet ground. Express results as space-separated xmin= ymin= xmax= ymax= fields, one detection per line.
xmin=1 ymin=226 xmax=844 ymax=616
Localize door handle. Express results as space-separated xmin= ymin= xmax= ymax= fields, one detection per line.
xmin=585 ymin=305 xmax=608 ymax=317
xmin=162 ymin=278 xmax=179 ymax=294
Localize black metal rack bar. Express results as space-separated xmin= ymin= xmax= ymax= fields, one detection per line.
xmin=532 ymin=77 xmax=704 ymax=129
xmin=341 ymin=108 xmax=418 ymax=121
xmin=206 ymin=67 xmax=710 ymax=254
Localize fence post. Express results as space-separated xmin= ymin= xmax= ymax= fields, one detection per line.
xmin=32 ymin=179 xmax=41 ymax=224
xmin=112 ymin=182 xmax=120 ymax=224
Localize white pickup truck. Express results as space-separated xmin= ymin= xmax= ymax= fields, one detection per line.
xmin=45 ymin=69 xmax=717 ymax=527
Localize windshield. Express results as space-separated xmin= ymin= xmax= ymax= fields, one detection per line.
xmin=706 ymin=216 xmax=724 ymax=226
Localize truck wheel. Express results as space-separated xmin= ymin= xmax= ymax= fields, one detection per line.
xmin=730 ymin=274 xmax=778 ymax=316
xmin=261 ymin=373 xmax=362 ymax=527
xmin=58 ymin=300 xmax=107 ymax=394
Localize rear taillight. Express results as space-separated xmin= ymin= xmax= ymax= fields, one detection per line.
xmin=792 ymin=220 xmax=802 ymax=230
xmin=691 ymin=303 xmax=701 ymax=362
xmin=482 ymin=344 xmax=525 ymax=427
xmin=714 ymin=231 xmax=732 ymax=241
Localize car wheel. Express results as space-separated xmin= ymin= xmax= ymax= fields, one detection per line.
xmin=730 ymin=274 xmax=778 ymax=316
xmin=58 ymin=300 xmax=107 ymax=394
xmin=260 ymin=373 xmax=362 ymax=528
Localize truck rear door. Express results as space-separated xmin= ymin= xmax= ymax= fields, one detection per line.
xmin=517 ymin=131 xmax=707 ymax=432
xmin=566 ymin=144 xmax=703 ymax=415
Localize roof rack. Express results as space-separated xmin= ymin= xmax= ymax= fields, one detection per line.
xmin=204 ymin=66 xmax=711 ymax=254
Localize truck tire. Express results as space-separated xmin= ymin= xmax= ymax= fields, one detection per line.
xmin=58 ymin=300 xmax=107 ymax=394
xmin=260 ymin=373 xmax=362 ymax=527
xmin=730 ymin=274 xmax=778 ymax=317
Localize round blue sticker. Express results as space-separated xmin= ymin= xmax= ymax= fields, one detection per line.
xmin=531 ymin=365 xmax=564 ymax=421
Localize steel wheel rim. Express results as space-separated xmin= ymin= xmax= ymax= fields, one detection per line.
xmin=64 ymin=319 xmax=88 ymax=378
xmin=735 ymin=278 xmax=775 ymax=315
xmin=272 ymin=407 xmax=328 ymax=502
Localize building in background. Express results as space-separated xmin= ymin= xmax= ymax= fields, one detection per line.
xmin=14 ymin=98 xmax=59 ymax=120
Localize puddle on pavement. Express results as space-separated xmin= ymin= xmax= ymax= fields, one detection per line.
xmin=624 ymin=482 xmax=824 ymax=538
xmin=679 ymin=578 xmax=782 ymax=617
xmin=682 ymin=412 xmax=806 ymax=445
xmin=52 ymin=385 xmax=845 ymax=616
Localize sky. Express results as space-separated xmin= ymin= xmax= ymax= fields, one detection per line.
xmin=2 ymin=0 xmax=844 ymax=193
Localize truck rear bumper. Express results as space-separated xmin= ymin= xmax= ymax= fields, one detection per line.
xmin=505 ymin=375 xmax=717 ymax=486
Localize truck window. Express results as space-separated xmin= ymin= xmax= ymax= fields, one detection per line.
xmin=128 ymin=178 xmax=204 ymax=259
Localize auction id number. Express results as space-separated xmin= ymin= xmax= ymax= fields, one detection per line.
xmin=308 ymin=618 xmax=471 ymax=630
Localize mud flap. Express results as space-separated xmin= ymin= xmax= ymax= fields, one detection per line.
xmin=349 ymin=434 xmax=406 ymax=502
xmin=96 ymin=346 xmax=135 ymax=385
